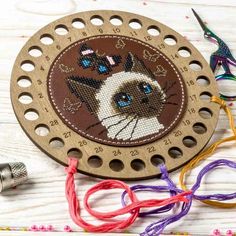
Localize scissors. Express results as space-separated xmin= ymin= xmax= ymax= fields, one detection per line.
xmin=192 ymin=9 xmax=236 ymax=101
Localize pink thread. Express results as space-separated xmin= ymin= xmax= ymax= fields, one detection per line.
xmin=65 ymin=157 xmax=191 ymax=233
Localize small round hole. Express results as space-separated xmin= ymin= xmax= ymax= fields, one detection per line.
xmin=189 ymin=61 xmax=202 ymax=71
xmin=88 ymin=155 xmax=102 ymax=168
xmin=21 ymin=60 xmax=35 ymax=72
xmin=40 ymin=34 xmax=54 ymax=45
xmin=55 ymin=25 xmax=69 ymax=35
xmin=193 ymin=122 xmax=207 ymax=134
xmin=28 ymin=46 xmax=42 ymax=57
xmin=183 ymin=136 xmax=197 ymax=148
xmin=109 ymin=159 xmax=124 ymax=172
xmin=196 ymin=76 xmax=210 ymax=86
xmin=17 ymin=76 xmax=32 ymax=88
xmin=129 ymin=19 xmax=142 ymax=29
xmin=110 ymin=15 xmax=123 ymax=26
xmin=49 ymin=137 xmax=64 ymax=149
xmin=199 ymin=107 xmax=213 ymax=119
xmin=67 ymin=148 xmax=82 ymax=159
xmin=147 ymin=25 xmax=160 ymax=36
xmin=200 ymin=92 xmax=212 ymax=102
xmin=164 ymin=35 xmax=177 ymax=45
xmin=168 ymin=147 xmax=183 ymax=159
xmin=72 ymin=18 xmax=85 ymax=29
xmin=18 ymin=92 xmax=33 ymax=104
xmin=90 ymin=15 xmax=104 ymax=26
xmin=178 ymin=47 xmax=191 ymax=57
xmin=35 ymin=124 xmax=49 ymax=136
xmin=24 ymin=109 xmax=39 ymax=121
xmin=131 ymin=159 xmax=145 ymax=171
xmin=151 ymin=155 xmax=165 ymax=167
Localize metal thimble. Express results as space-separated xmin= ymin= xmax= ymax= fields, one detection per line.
xmin=0 ymin=162 xmax=28 ymax=192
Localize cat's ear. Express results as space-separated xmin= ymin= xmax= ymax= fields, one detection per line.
xmin=125 ymin=52 xmax=153 ymax=78
xmin=66 ymin=76 xmax=102 ymax=113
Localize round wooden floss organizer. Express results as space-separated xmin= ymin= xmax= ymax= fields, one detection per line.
xmin=11 ymin=10 xmax=220 ymax=180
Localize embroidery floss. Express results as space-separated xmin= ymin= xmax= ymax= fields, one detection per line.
xmin=65 ymin=157 xmax=191 ymax=233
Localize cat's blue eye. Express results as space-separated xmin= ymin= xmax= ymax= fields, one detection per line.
xmin=114 ymin=93 xmax=132 ymax=108
xmin=138 ymin=82 xmax=153 ymax=94
xmin=81 ymin=58 xmax=91 ymax=68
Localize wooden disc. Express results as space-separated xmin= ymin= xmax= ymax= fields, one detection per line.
xmin=10 ymin=10 xmax=220 ymax=180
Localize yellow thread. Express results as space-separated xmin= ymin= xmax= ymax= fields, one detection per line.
xmin=179 ymin=96 xmax=236 ymax=208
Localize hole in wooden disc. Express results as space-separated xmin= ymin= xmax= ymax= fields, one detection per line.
xmin=21 ymin=60 xmax=35 ymax=72
xmin=164 ymin=35 xmax=177 ymax=45
xmin=18 ymin=92 xmax=33 ymax=104
xmin=67 ymin=148 xmax=82 ymax=159
xmin=129 ymin=19 xmax=142 ymax=29
xmin=200 ymin=92 xmax=212 ymax=102
xmin=88 ymin=155 xmax=102 ymax=168
xmin=168 ymin=147 xmax=183 ymax=159
xmin=49 ymin=137 xmax=64 ymax=149
xmin=131 ymin=159 xmax=145 ymax=171
xmin=199 ymin=107 xmax=213 ymax=119
xmin=90 ymin=15 xmax=104 ymax=26
xmin=55 ymin=24 xmax=69 ymax=35
xmin=178 ymin=47 xmax=191 ymax=57
xmin=147 ymin=25 xmax=160 ymax=36
xmin=40 ymin=34 xmax=54 ymax=45
xmin=72 ymin=18 xmax=85 ymax=29
xmin=151 ymin=155 xmax=165 ymax=167
xmin=189 ymin=61 xmax=202 ymax=71
xmin=110 ymin=15 xmax=123 ymax=26
xmin=35 ymin=124 xmax=49 ymax=136
xmin=17 ymin=76 xmax=32 ymax=88
xmin=24 ymin=109 xmax=39 ymax=121
xmin=109 ymin=159 xmax=124 ymax=172
xmin=193 ymin=122 xmax=207 ymax=134
xmin=183 ymin=136 xmax=197 ymax=148
xmin=196 ymin=76 xmax=210 ymax=86
xmin=28 ymin=46 xmax=42 ymax=57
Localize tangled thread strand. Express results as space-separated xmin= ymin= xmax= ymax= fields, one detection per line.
xmin=65 ymin=158 xmax=191 ymax=233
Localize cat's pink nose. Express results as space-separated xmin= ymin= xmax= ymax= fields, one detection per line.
xmin=141 ymin=97 xmax=149 ymax=104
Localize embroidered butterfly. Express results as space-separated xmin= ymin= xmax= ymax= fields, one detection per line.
xmin=143 ymin=49 xmax=160 ymax=62
xmin=78 ymin=44 xmax=122 ymax=75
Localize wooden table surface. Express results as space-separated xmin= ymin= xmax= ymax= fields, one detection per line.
xmin=0 ymin=0 xmax=236 ymax=235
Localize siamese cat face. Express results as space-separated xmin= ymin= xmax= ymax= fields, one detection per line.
xmin=66 ymin=52 xmax=166 ymax=141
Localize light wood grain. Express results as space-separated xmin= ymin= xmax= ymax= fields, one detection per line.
xmin=0 ymin=0 xmax=236 ymax=235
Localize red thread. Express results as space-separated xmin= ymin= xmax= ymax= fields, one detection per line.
xmin=65 ymin=157 xmax=191 ymax=233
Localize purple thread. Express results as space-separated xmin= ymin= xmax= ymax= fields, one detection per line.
xmin=121 ymin=164 xmax=182 ymax=216
xmin=122 ymin=159 xmax=236 ymax=235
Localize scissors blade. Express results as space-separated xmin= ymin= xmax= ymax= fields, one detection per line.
xmin=191 ymin=8 xmax=207 ymax=32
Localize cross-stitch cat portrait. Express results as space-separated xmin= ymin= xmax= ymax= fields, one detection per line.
xmin=48 ymin=36 xmax=186 ymax=146
xmin=66 ymin=50 xmax=172 ymax=141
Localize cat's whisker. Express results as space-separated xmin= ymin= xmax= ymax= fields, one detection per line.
xmin=163 ymin=81 xmax=176 ymax=93
xmin=162 ymin=81 xmax=168 ymax=92
xmin=98 ymin=115 xmax=129 ymax=135
xmin=114 ymin=115 xmax=138 ymax=139
xmin=165 ymin=93 xmax=177 ymax=100
xmin=129 ymin=117 xmax=139 ymax=140
xmin=86 ymin=113 xmax=122 ymax=131
xmin=162 ymin=101 xmax=178 ymax=106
